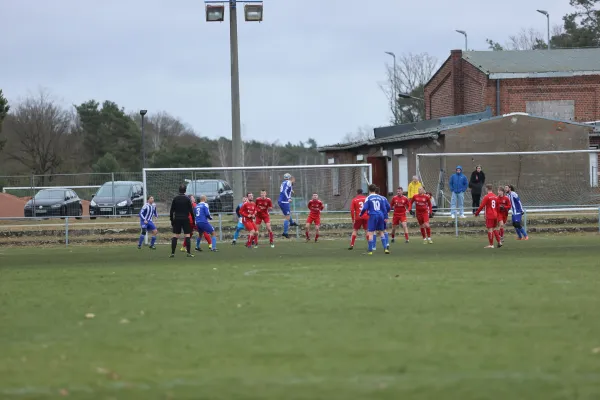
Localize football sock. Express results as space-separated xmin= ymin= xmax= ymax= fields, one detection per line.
xmin=254 ymin=234 xmax=259 ymax=245
xmin=499 ymin=228 xmax=504 ymax=238
xmin=305 ymin=230 xmax=310 ymax=239
xmin=283 ymin=219 xmax=289 ymax=234
xmin=487 ymin=232 xmax=493 ymax=245
xmin=171 ymin=237 xmax=177 ymax=254
xmin=269 ymin=231 xmax=274 ymax=243
xmin=426 ymin=227 xmax=431 ymax=238
xmin=212 ymin=236 xmax=217 ymax=250
xmin=138 ymin=234 xmax=145 ymax=247
xmin=420 ymin=228 xmax=426 ymax=239
xmin=315 ymin=233 xmax=319 ymax=241
xmin=515 ymin=227 xmax=523 ymax=238
xmin=204 ymin=232 xmax=212 ymax=245
xmin=494 ymin=230 xmax=501 ymax=244
xmin=384 ymin=232 xmax=389 ymax=244
xmin=520 ymin=227 xmax=528 ymax=237
xmin=368 ymin=237 xmax=373 ymax=251
xmin=150 ymin=236 xmax=156 ymax=246
xmin=391 ymin=232 xmax=395 ymax=239
xmin=370 ymin=238 xmax=376 ymax=249
xmin=234 ymin=228 xmax=242 ymax=240
xmin=196 ymin=237 xmax=201 ymax=248
xmin=350 ymin=234 xmax=357 ymax=247
xmin=246 ymin=236 xmax=252 ymax=246
xmin=380 ymin=235 xmax=386 ymax=248
xmin=405 ymin=232 xmax=409 ymax=241
xmin=186 ymin=237 xmax=191 ymax=253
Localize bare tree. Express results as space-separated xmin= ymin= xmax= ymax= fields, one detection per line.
xmin=488 ymin=24 xmax=565 ymax=51
xmin=380 ymin=52 xmax=438 ymax=125
xmin=217 ymin=137 xmax=231 ymax=183
xmin=5 ymin=91 xmax=72 ymax=175
xmin=342 ymin=126 xmax=374 ymax=143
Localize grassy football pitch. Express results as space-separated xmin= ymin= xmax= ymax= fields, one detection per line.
xmin=1 ymin=235 xmax=600 ymax=399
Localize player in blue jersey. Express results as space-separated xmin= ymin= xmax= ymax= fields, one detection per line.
xmin=231 ymin=196 xmax=248 ymax=245
xmin=278 ymin=173 xmax=298 ymax=238
xmin=194 ymin=195 xmax=218 ymax=252
xmin=505 ymin=185 xmax=529 ymax=240
xmin=359 ymin=184 xmax=390 ymax=255
xmin=138 ymin=195 xmax=158 ymax=249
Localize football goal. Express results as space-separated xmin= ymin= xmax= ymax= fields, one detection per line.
xmin=416 ymin=150 xmax=600 ymax=209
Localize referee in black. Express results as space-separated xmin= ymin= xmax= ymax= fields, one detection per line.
xmin=169 ymin=184 xmax=195 ymax=258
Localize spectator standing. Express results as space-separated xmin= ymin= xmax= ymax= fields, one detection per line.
xmin=407 ymin=176 xmax=422 ymax=215
xmin=449 ymin=165 xmax=468 ymax=218
xmin=469 ymin=165 xmax=486 ymax=214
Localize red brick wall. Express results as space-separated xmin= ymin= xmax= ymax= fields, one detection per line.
xmin=425 ymin=50 xmax=600 ymax=121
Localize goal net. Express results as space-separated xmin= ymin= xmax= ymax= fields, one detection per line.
xmin=143 ymin=164 xmax=372 ymax=214
xmin=416 ymin=150 xmax=600 ymax=208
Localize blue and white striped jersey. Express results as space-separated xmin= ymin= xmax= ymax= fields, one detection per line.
xmin=139 ymin=203 xmax=157 ymax=221
xmin=508 ymin=191 xmax=525 ymax=215
xmin=279 ymin=180 xmax=293 ymax=203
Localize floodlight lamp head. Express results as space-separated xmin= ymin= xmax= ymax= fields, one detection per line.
xmin=206 ymin=4 xmax=225 ymax=22
xmin=140 ymin=110 xmax=147 ymax=116
xmin=244 ymin=3 xmax=263 ymax=22
xmin=537 ymin=9 xmax=549 ymax=16
xmin=455 ymin=30 xmax=466 ymax=35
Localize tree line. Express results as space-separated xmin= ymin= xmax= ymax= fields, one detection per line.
xmin=0 ymin=90 xmax=323 ymax=177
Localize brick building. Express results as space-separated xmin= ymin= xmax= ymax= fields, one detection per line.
xmin=424 ymin=48 xmax=600 ymax=122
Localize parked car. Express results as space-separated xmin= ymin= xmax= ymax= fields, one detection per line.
xmin=89 ymin=181 xmax=144 ymax=219
xmin=24 ymin=188 xmax=83 ymax=218
xmin=185 ymin=179 xmax=234 ymax=213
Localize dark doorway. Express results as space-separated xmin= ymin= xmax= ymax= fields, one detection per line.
xmin=367 ymin=157 xmax=387 ymax=196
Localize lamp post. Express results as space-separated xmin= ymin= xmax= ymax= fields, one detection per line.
xmin=398 ymin=93 xmax=424 ymax=102
xmin=455 ymin=30 xmax=467 ymax=51
xmin=384 ymin=51 xmax=398 ymax=123
xmin=140 ymin=109 xmax=147 ymax=168
xmin=205 ymin=0 xmax=263 ymax=199
xmin=537 ymin=9 xmax=551 ymax=49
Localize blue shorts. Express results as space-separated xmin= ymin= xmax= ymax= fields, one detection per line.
xmin=195 ymin=221 xmax=214 ymax=234
xmin=512 ymin=214 xmax=522 ymax=224
xmin=141 ymin=220 xmax=156 ymax=231
xmin=278 ymin=201 xmax=290 ymax=216
xmin=236 ymin=222 xmax=245 ymax=230
xmin=368 ymin=214 xmax=386 ymax=232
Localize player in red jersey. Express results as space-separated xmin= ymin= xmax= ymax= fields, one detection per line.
xmin=496 ymin=186 xmax=511 ymax=243
xmin=475 ymin=184 xmax=502 ymax=248
xmin=348 ymin=189 xmax=368 ymax=250
xmin=239 ymin=192 xmax=259 ymax=248
xmin=408 ymin=187 xmax=433 ymax=244
xmin=390 ymin=186 xmax=410 ymax=243
xmin=255 ymin=189 xmax=275 ymax=248
xmin=306 ymin=193 xmax=324 ymax=242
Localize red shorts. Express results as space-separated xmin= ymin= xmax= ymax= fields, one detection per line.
xmin=393 ymin=214 xmax=407 ymax=225
xmin=255 ymin=214 xmax=270 ymax=225
xmin=486 ymin=218 xmax=498 ymax=229
xmin=416 ymin=213 xmax=429 ymax=225
xmin=243 ymin=220 xmax=257 ymax=231
xmin=499 ymin=213 xmax=508 ymax=224
xmin=306 ymin=215 xmax=321 ymax=225
xmin=353 ymin=219 xmax=368 ymax=230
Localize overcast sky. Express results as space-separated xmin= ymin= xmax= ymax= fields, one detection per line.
xmin=1 ymin=0 xmax=575 ymax=146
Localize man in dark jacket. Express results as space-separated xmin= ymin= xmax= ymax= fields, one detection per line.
xmin=169 ymin=184 xmax=195 ymax=258
xmin=469 ymin=165 xmax=485 ymax=214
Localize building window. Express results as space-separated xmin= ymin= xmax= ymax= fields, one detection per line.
xmin=332 ymin=168 xmax=340 ymax=196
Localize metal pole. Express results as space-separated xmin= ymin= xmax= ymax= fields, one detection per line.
xmin=546 ymin=15 xmax=551 ymax=50
xmin=465 ymin=35 xmax=468 ymax=51
xmin=65 ymin=217 xmax=69 ymax=247
xmin=454 ymin=211 xmax=458 ymax=237
xmin=31 ymin=174 xmax=36 ymax=218
xmin=229 ymin=0 xmax=244 ymax=203
xmin=523 ymin=211 xmax=528 ymax=231
xmin=111 ymin=172 xmax=115 ymax=216
xmin=598 ymin=207 xmax=600 ymax=233
xmin=219 ymin=212 xmax=223 ymax=241
xmin=141 ymin=114 xmax=146 ymax=168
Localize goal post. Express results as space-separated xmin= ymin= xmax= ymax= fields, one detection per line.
xmin=142 ymin=163 xmax=372 ymax=217
xmin=416 ymin=150 xmax=600 ymax=209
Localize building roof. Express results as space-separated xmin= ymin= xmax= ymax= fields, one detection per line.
xmin=318 ymin=112 xmax=591 ymax=152
xmin=463 ymin=48 xmax=600 ymax=79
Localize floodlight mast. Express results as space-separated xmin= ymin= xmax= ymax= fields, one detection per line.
xmin=205 ymin=0 xmax=263 ymax=198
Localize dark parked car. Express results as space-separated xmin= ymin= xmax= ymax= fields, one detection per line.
xmin=24 ymin=188 xmax=83 ymax=218
xmin=89 ymin=181 xmax=144 ymax=219
xmin=185 ymin=179 xmax=234 ymax=213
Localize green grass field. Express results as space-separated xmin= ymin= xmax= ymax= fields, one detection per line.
xmin=1 ymin=235 xmax=600 ymax=399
